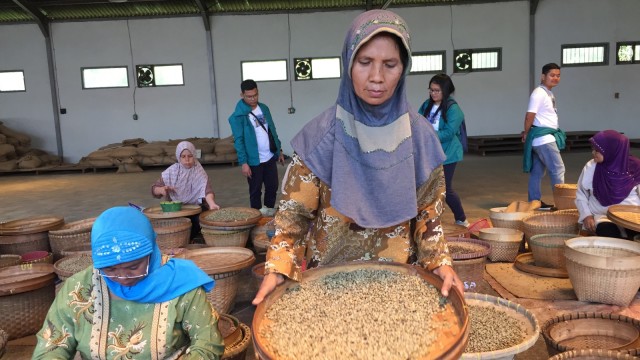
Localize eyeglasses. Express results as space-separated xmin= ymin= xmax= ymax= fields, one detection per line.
xmin=428 ymin=89 xmax=442 ymax=94
xmin=99 ymin=256 xmax=150 ymax=279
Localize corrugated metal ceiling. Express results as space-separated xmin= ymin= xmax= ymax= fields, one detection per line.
xmin=0 ymin=0 xmax=516 ymax=24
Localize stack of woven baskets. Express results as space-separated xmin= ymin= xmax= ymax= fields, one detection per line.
xmin=199 ymin=207 xmax=262 ymax=247
xmin=48 ymin=217 xmax=95 ymax=261
xmin=447 ymin=237 xmax=490 ymax=292
xmin=151 ymin=217 xmax=191 ymax=249
xmin=186 ymin=247 xmax=255 ymax=314
xmin=251 ymin=216 xmax=275 ymax=253
xmin=0 ymin=215 xmax=63 ymax=255
xmin=219 ymin=314 xmax=252 ymax=360
xmin=478 ymin=228 xmax=523 ymax=262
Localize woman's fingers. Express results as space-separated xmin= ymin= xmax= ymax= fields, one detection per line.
xmin=252 ymin=273 xmax=284 ymax=305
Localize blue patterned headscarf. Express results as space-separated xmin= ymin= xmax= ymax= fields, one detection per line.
xmin=91 ymin=207 xmax=214 ymax=303
xmin=290 ymin=10 xmax=445 ymax=228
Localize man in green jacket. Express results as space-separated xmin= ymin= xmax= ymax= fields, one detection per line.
xmin=228 ymin=79 xmax=284 ymax=216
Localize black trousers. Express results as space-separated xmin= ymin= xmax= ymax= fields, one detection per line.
xmin=248 ymin=155 xmax=278 ymax=209
xmin=596 ymin=222 xmax=639 ymax=240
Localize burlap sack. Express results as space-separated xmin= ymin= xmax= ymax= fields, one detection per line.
xmin=122 ymin=138 xmax=147 ymax=147
xmin=138 ymin=156 xmax=165 ymax=166
xmin=201 ymin=153 xmax=219 ymax=163
xmin=87 ymin=157 xmax=114 ymax=167
xmin=114 ymin=156 xmax=138 ymax=165
xmin=137 ymin=144 xmax=165 ymax=157
xmin=108 ymin=146 xmax=138 ymax=158
xmin=195 ymin=142 xmax=215 ymax=154
xmin=87 ymin=149 xmax=114 ymax=158
xmin=40 ymin=154 xmax=62 ymax=165
xmin=117 ymin=163 xmax=143 ymax=173
xmin=214 ymin=141 xmax=236 ymax=155
xmin=0 ymin=123 xmax=31 ymax=146
xmin=17 ymin=155 xmax=43 ymax=169
xmin=0 ymin=160 xmax=17 ymax=171
xmin=0 ymin=134 xmax=6 ymax=144
xmin=163 ymin=145 xmax=177 ymax=156
xmin=0 ymin=144 xmax=15 ymax=158
xmin=167 ymin=139 xmax=184 ymax=146
xmin=219 ymin=153 xmax=238 ymax=162
xmin=162 ymin=156 xmax=176 ymax=165
xmin=98 ymin=142 xmax=123 ymax=150
xmin=15 ymin=145 xmax=32 ymax=156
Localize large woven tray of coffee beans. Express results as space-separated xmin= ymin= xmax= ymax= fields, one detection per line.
xmin=200 ymin=207 xmax=262 ymax=228
xmin=253 ymin=261 xmax=469 ymax=360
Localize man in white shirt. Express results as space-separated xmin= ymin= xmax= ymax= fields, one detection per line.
xmin=228 ymin=79 xmax=285 ymax=216
xmin=522 ymin=63 xmax=566 ymax=209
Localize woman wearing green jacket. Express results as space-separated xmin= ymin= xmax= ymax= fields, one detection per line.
xmin=418 ymin=73 xmax=468 ymax=226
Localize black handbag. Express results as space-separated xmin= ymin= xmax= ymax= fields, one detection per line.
xmin=251 ymin=111 xmax=278 ymax=153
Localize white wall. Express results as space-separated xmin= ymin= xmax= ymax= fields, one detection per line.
xmin=1 ymin=0 xmax=639 ymax=162
xmin=0 ymin=24 xmax=56 ymax=153
xmin=52 ymin=17 xmax=215 ymax=162
xmin=536 ymin=0 xmax=640 ymax=138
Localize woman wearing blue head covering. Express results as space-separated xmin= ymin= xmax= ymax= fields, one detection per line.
xmin=253 ymin=9 xmax=463 ymax=306
xmin=33 ymin=207 xmax=224 ymax=359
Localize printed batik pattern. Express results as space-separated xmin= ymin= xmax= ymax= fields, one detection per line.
xmin=265 ymin=154 xmax=452 ymax=281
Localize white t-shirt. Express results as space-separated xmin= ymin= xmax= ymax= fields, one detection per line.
xmin=248 ymin=105 xmax=274 ymax=163
xmin=527 ymin=86 xmax=558 ymax=146
xmin=427 ymin=105 xmax=441 ymax=131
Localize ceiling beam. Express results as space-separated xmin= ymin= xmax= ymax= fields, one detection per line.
xmin=12 ymin=0 xmax=49 ymax=36
xmin=193 ymin=0 xmax=210 ymax=31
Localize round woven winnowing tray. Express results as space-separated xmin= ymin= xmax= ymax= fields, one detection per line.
xmin=0 ymin=216 xmax=64 ymax=236
xmin=514 ymin=253 xmax=569 ymax=278
xmin=200 ymin=207 xmax=262 ymax=227
xmin=447 ymin=238 xmax=491 ymax=260
xmin=608 ymin=205 xmax=640 ymax=232
xmin=143 ymin=205 xmax=202 ymax=219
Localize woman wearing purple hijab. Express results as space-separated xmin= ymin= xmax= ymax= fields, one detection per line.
xmin=253 ymin=9 xmax=463 ymax=306
xmin=576 ymin=130 xmax=640 ymax=238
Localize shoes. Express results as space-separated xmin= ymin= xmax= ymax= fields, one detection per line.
xmin=455 ymin=220 xmax=470 ymax=227
xmin=538 ymin=202 xmax=555 ymax=211
xmin=259 ymin=206 xmax=277 ymax=217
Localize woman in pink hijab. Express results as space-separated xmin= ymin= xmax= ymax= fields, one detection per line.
xmin=152 ymin=141 xmax=220 ymax=238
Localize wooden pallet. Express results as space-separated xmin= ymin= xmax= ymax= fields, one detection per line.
xmin=467 ymin=131 xmax=597 ymax=156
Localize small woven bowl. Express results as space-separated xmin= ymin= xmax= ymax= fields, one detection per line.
xmin=54 ymin=255 xmax=94 ymax=281
xmin=0 ymin=255 xmax=21 ymax=269
xmin=20 ymin=251 xmax=53 ymax=264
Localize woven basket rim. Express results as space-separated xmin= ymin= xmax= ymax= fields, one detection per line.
xmin=549 ymin=348 xmax=640 ymax=360
xmin=200 ymin=207 xmax=262 ymax=227
xmin=0 ymin=263 xmax=56 ymax=296
xmin=447 ymin=237 xmax=491 ymax=259
xmin=514 ymin=253 xmax=569 ymax=278
xmin=53 ymin=255 xmax=94 ymax=278
xmin=461 ymin=293 xmax=540 ymax=359
xmin=542 ymin=312 xmax=640 ymax=354
xmin=20 ymin=251 xmax=53 ymax=264
xmin=219 ymin=313 xmax=243 ymax=350
xmin=564 ymin=237 xmax=640 ymax=270
xmin=0 ymin=216 xmax=64 ymax=235
xmin=223 ymin=323 xmax=252 ymax=358
xmin=152 ymin=217 xmax=192 ymax=234
xmin=489 ymin=207 xmax=534 ymax=219
xmin=479 ymin=227 xmax=523 ymax=242
xmin=186 ymin=247 xmax=255 ymax=275
xmin=143 ymin=204 xmax=202 ymax=219
xmin=529 ymin=233 xmax=578 ymax=248
xmin=523 ymin=212 xmax=579 ymax=228
xmin=49 ymin=217 xmax=96 ymax=236
xmin=0 ymin=254 xmax=22 ymax=268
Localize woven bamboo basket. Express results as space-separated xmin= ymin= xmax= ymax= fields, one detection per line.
xmin=253 ymin=262 xmax=470 ymax=360
xmin=222 ymin=322 xmax=252 ymax=360
xmin=186 ymin=247 xmax=255 ymax=314
xmin=488 ymin=207 xmax=534 ymax=232
xmin=201 ymin=224 xmax=252 ymax=247
xmin=252 ymin=261 xmax=266 ymax=290
xmin=0 ymin=328 xmax=7 ymax=358
xmin=0 ymin=264 xmax=56 ymax=340
xmin=0 ymin=255 xmax=21 ymax=269
xmin=548 ymin=349 xmax=640 ymax=360
xmin=48 ymin=217 xmax=95 ymax=261
xmin=522 ymin=212 xmax=580 ymax=243
xmin=478 ymin=228 xmax=523 ymax=262
xmin=200 ymin=207 xmax=262 ymax=227
xmin=461 ymin=293 xmax=540 ymax=359
xmin=553 ymin=184 xmax=578 ymax=210
xmin=20 ymin=251 xmax=53 ymax=265
xmin=0 ymin=216 xmax=64 ymax=236
xmin=218 ymin=313 xmax=243 ymax=350
xmin=529 ymin=234 xmax=577 ymax=269
xmin=0 ymin=231 xmax=51 ymax=255
xmin=151 ymin=218 xmax=191 ymax=249
xmin=448 ymin=238 xmax=490 ymax=292
xmin=53 ymin=255 xmax=94 ymax=281
xmin=564 ymin=237 xmax=640 ymax=306
xmin=542 ymin=312 xmax=640 ymax=356
xmin=60 ymin=243 xmax=92 ymax=257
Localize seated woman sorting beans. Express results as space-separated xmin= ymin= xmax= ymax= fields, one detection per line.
xmin=253 ymin=9 xmax=463 ymax=306
xmin=151 ymin=141 xmax=220 ymax=239
xmin=32 ymin=206 xmax=224 ymax=359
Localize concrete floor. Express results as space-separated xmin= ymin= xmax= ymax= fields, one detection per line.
xmin=2 ymin=149 xmax=640 ymax=359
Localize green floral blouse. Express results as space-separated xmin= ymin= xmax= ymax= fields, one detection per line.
xmin=265 ymin=154 xmax=453 ymax=281
xmin=32 ymin=264 xmax=224 ymax=360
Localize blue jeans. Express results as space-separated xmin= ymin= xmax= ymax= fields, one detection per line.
xmin=528 ymin=142 xmax=565 ymax=201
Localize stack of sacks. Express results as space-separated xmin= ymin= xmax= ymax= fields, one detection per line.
xmin=0 ymin=121 xmax=62 ymax=171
